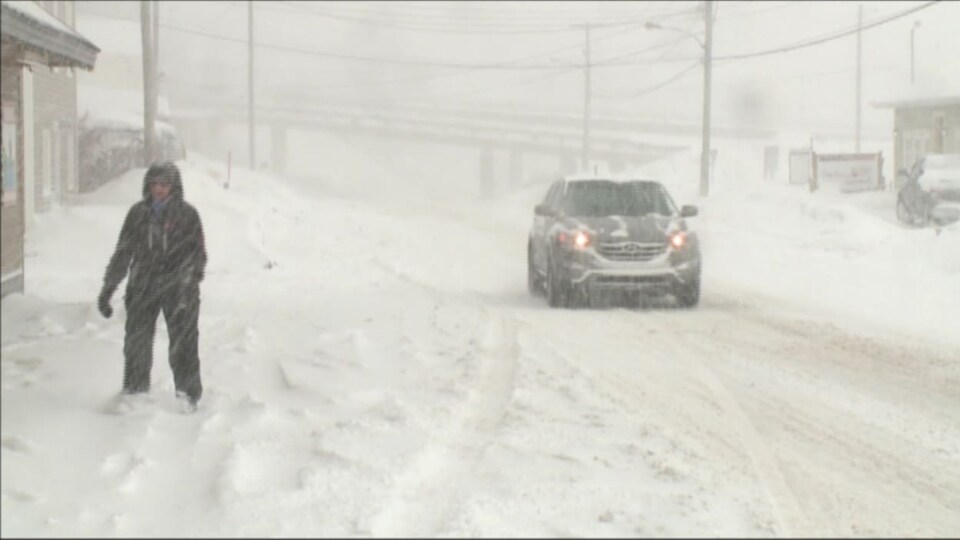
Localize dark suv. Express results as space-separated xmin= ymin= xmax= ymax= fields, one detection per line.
xmin=527 ymin=178 xmax=701 ymax=308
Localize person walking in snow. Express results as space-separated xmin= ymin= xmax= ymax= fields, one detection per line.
xmin=97 ymin=161 xmax=207 ymax=411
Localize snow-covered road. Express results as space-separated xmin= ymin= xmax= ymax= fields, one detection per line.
xmin=2 ymin=152 xmax=959 ymax=537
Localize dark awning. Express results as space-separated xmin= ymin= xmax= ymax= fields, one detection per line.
xmin=1 ymin=1 xmax=99 ymax=70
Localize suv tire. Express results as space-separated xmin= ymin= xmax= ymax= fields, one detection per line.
xmin=546 ymin=256 xmax=568 ymax=308
xmin=527 ymin=243 xmax=544 ymax=297
xmin=674 ymin=275 xmax=701 ymax=308
xmin=570 ymin=284 xmax=589 ymax=309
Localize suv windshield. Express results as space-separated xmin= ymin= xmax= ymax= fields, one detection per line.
xmin=560 ymin=180 xmax=676 ymax=217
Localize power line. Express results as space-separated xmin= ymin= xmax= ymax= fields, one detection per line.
xmin=114 ymin=13 xmax=692 ymax=70
xmin=260 ymin=1 xmax=638 ymax=34
xmin=272 ymin=0 xmax=645 ymax=23
xmin=95 ymin=7 xmax=700 ymax=109
xmin=96 ymin=2 xmax=943 ymax=73
xmin=383 ymin=66 xmax=583 ymax=106
xmin=98 ymin=2 xmax=947 ymax=113
xmin=282 ymin=35 xmax=704 ymax=104
xmin=714 ymin=0 xmax=940 ymax=61
xmin=584 ymin=4 xmax=941 ymax=116
xmin=293 ymin=20 xmax=658 ymax=95
xmin=600 ymin=59 xmax=703 ymax=101
xmin=161 ymin=7 xmax=838 ymax=109
xmin=89 ymin=11 xmax=702 ymax=72
xmin=270 ymin=26 xmax=703 ymax=105
xmin=645 ymin=3 xmax=707 ymax=23
xmin=714 ymin=1 xmax=803 ymax=22
xmin=262 ymin=1 xmax=696 ymax=35
xmin=596 ymin=32 xmax=701 ymax=66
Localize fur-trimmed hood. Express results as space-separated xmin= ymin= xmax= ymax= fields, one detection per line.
xmin=141 ymin=161 xmax=185 ymax=202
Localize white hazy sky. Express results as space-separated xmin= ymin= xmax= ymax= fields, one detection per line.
xmin=2 ymin=131 xmax=959 ymax=535
xmin=75 ymin=0 xmax=960 ymax=133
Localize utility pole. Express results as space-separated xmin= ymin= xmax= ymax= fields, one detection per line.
xmin=910 ymin=21 xmax=921 ymax=84
xmin=140 ymin=1 xmax=157 ymax=165
xmin=574 ymin=23 xmax=592 ymax=172
xmin=151 ymin=1 xmax=159 ymax=158
xmin=700 ymin=0 xmax=713 ymax=197
xmin=152 ymin=2 xmax=158 ymax=73
xmin=855 ymin=3 xmax=862 ymax=153
xmin=248 ymin=1 xmax=256 ymax=170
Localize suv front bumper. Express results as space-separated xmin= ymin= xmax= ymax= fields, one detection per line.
xmin=557 ymin=245 xmax=700 ymax=294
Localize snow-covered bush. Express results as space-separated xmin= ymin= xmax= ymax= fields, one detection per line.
xmin=78 ymin=117 xmax=185 ymax=193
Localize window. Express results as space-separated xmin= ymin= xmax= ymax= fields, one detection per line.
xmin=1 ymin=103 xmax=18 ymax=207
xmin=51 ymin=122 xmax=61 ymax=199
xmin=41 ymin=128 xmax=52 ymax=197
xmin=63 ymin=129 xmax=75 ymax=193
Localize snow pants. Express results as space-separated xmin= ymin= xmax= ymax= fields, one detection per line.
xmin=122 ymin=282 xmax=203 ymax=403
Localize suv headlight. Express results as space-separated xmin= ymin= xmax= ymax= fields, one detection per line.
xmin=557 ymin=230 xmax=591 ymax=250
xmin=573 ymin=230 xmax=591 ymax=248
xmin=670 ymin=231 xmax=687 ymax=249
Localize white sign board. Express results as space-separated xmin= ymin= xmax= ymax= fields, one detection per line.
xmin=815 ymin=153 xmax=882 ymax=193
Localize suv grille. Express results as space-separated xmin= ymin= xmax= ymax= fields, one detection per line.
xmin=595 ymin=242 xmax=667 ymax=261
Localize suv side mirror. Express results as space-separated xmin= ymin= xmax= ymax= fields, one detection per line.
xmin=534 ymin=204 xmax=555 ymax=217
xmin=680 ymin=205 xmax=698 ymax=218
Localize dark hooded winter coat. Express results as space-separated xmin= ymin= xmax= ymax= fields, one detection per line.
xmin=101 ymin=162 xmax=207 ymax=301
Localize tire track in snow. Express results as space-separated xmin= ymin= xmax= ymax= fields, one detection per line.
xmin=672 ymin=299 xmax=960 ymax=535
xmin=606 ymin=311 xmax=809 ymax=536
xmin=518 ymin=293 xmax=959 ymax=536
xmin=368 ymin=308 xmax=519 ymax=537
xmin=514 ymin=307 xmax=808 ymax=535
xmin=661 ymin=326 xmax=808 ymax=537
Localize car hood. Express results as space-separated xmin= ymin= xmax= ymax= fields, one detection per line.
xmin=918 ymin=168 xmax=960 ymax=197
xmin=562 ymin=214 xmax=683 ymax=243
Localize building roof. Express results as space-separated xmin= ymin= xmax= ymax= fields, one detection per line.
xmin=1 ymin=0 xmax=99 ymax=69
xmin=871 ymin=80 xmax=960 ymax=110
xmin=873 ymin=95 xmax=960 ymax=109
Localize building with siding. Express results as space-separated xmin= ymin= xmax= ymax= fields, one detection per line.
xmin=874 ymin=95 xmax=960 ymax=190
xmin=1 ymin=0 xmax=99 ymax=297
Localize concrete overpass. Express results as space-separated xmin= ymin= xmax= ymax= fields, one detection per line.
xmin=169 ymin=100 xmax=703 ymax=195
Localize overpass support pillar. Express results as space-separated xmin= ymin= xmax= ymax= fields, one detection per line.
xmin=509 ymin=149 xmax=523 ymax=189
xmin=610 ymin=157 xmax=625 ymax=173
xmin=480 ymin=147 xmax=494 ymax=199
xmin=203 ymin=117 xmax=221 ymax=158
xmin=271 ymin=124 xmax=287 ymax=175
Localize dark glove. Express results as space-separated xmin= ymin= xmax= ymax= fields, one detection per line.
xmin=97 ymin=289 xmax=114 ymax=318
